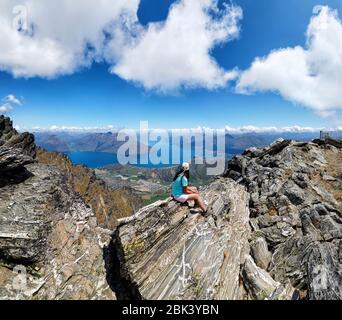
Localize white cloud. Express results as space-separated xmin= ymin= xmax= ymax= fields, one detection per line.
xmin=0 ymin=94 xmax=22 ymax=113
xmin=224 ymin=125 xmax=336 ymax=134
xmin=31 ymin=124 xmax=119 ymax=133
xmin=110 ymin=0 xmax=243 ymax=91
xmin=0 ymin=0 xmax=242 ymax=92
xmin=5 ymin=94 xmax=22 ymax=105
xmin=236 ymin=6 xmax=342 ymax=118
xmin=169 ymin=125 xmax=341 ymax=134
xmin=0 ymin=103 xmax=13 ymax=113
xmin=0 ymin=0 xmax=139 ymax=78
xmin=28 ymin=124 xmax=342 ymax=134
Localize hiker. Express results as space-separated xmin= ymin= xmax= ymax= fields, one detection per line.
xmin=171 ymin=162 xmax=207 ymax=214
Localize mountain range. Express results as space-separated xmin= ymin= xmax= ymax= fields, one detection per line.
xmin=33 ymin=130 xmax=342 ymax=155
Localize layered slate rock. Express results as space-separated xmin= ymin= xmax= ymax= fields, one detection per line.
xmin=225 ymin=138 xmax=342 ymax=300
xmin=0 ymin=116 xmax=115 ymax=300
xmin=0 ymin=146 xmax=34 ymax=173
xmin=0 ymin=116 xmax=36 ymax=187
xmin=0 ymin=116 xmax=36 ymax=159
xmin=0 ymin=164 xmax=115 ymax=299
xmin=112 ymin=179 xmax=256 ymax=300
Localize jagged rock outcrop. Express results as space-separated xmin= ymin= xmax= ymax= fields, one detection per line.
xmin=111 ymin=178 xmax=251 ymax=300
xmin=225 ymin=138 xmax=342 ymax=300
xmin=0 ymin=116 xmax=36 ymax=178
xmin=0 ymin=164 xmax=115 ymax=299
xmin=0 ymin=146 xmax=34 ymax=173
xmin=0 ymin=116 xmax=115 ymax=300
xmin=110 ymin=180 xmax=295 ymax=300
xmin=0 ymin=116 xmax=36 ymax=158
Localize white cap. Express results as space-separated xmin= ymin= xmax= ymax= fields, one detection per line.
xmin=182 ymin=162 xmax=190 ymax=171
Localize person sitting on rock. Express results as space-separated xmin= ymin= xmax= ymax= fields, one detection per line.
xmin=171 ymin=162 xmax=208 ymax=215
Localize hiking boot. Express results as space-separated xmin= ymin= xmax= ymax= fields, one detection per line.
xmin=190 ymin=208 xmax=202 ymax=215
xmin=202 ymin=210 xmax=211 ymax=218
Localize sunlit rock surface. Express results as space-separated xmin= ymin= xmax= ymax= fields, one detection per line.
xmin=113 ymin=179 xmax=251 ymax=300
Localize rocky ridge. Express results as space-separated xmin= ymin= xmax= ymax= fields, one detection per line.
xmin=225 ymin=138 xmax=342 ymax=299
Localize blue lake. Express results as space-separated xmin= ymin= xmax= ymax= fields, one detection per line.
xmin=64 ymin=151 xmax=118 ymax=168
xmin=64 ymin=152 xmax=179 ymax=169
xmin=64 ymin=150 xmax=242 ymax=169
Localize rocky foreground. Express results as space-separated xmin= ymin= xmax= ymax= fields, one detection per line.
xmin=1 ymin=115 xmax=341 ymax=300
xmin=0 ymin=116 xmax=118 ymax=299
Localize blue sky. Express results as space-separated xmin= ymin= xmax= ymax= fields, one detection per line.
xmin=1 ymin=0 xmax=342 ymax=130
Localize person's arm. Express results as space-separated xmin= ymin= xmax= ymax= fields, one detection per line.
xmin=184 ymin=186 xmax=194 ymax=194
xmin=182 ymin=176 xmax=193 ymax=194
xmin=185 ymin=186 xmax=199 ymax=194
xmin=182 ymin=177 xmax=199 ymax=194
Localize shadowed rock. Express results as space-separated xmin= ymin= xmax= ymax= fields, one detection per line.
xmin=0 ymin=116 xmax=36 ymax=174
xmin=0 ymin=147 xmax=34 ymax=172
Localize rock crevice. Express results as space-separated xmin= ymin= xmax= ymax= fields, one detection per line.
xmin=103 ymin=230 xmax=142 ymax=300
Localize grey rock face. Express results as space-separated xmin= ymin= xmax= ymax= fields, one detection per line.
xmin=0 ymin=146 xmax=34 ymax=173
xmin=226 ymin=138 xmax=342 ymax=300
xmin=0 ymin=116 xmax=36 ymax=180
xmin=0 ymin=116 xmax=36 ymax=159
xmin=242 ymin=255 xmax=284 ymax=300
xmin=0 ymin=164 xmax=115 ymax=300
xmin=251 ymin=237 xmax=272 ymax=270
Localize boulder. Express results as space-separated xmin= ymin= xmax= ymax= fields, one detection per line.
xmin=0 ymin=147 xmax=34 ymax=172
xmin=251 ymin=237 xmax=272 ymax=270
xmin=241 ymin=255 xmax=280 ymax=300
xmin=0 ymin=117 xmax=115 ymax=300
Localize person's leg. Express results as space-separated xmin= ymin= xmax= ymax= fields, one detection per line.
xmin=186 ymin=194 xmax=207 ymax=212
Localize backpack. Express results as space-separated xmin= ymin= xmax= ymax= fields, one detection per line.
xmin=180 ymin=173 xmax=188 ymax=187
xmin=171 ymin=174 xmax=187 ymax=199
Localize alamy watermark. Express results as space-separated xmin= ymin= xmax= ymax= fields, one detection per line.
xmin=116 ymin=121 xmax=227 ymax=175
xmin=12 ymin=5 xmax=28 ymax=31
